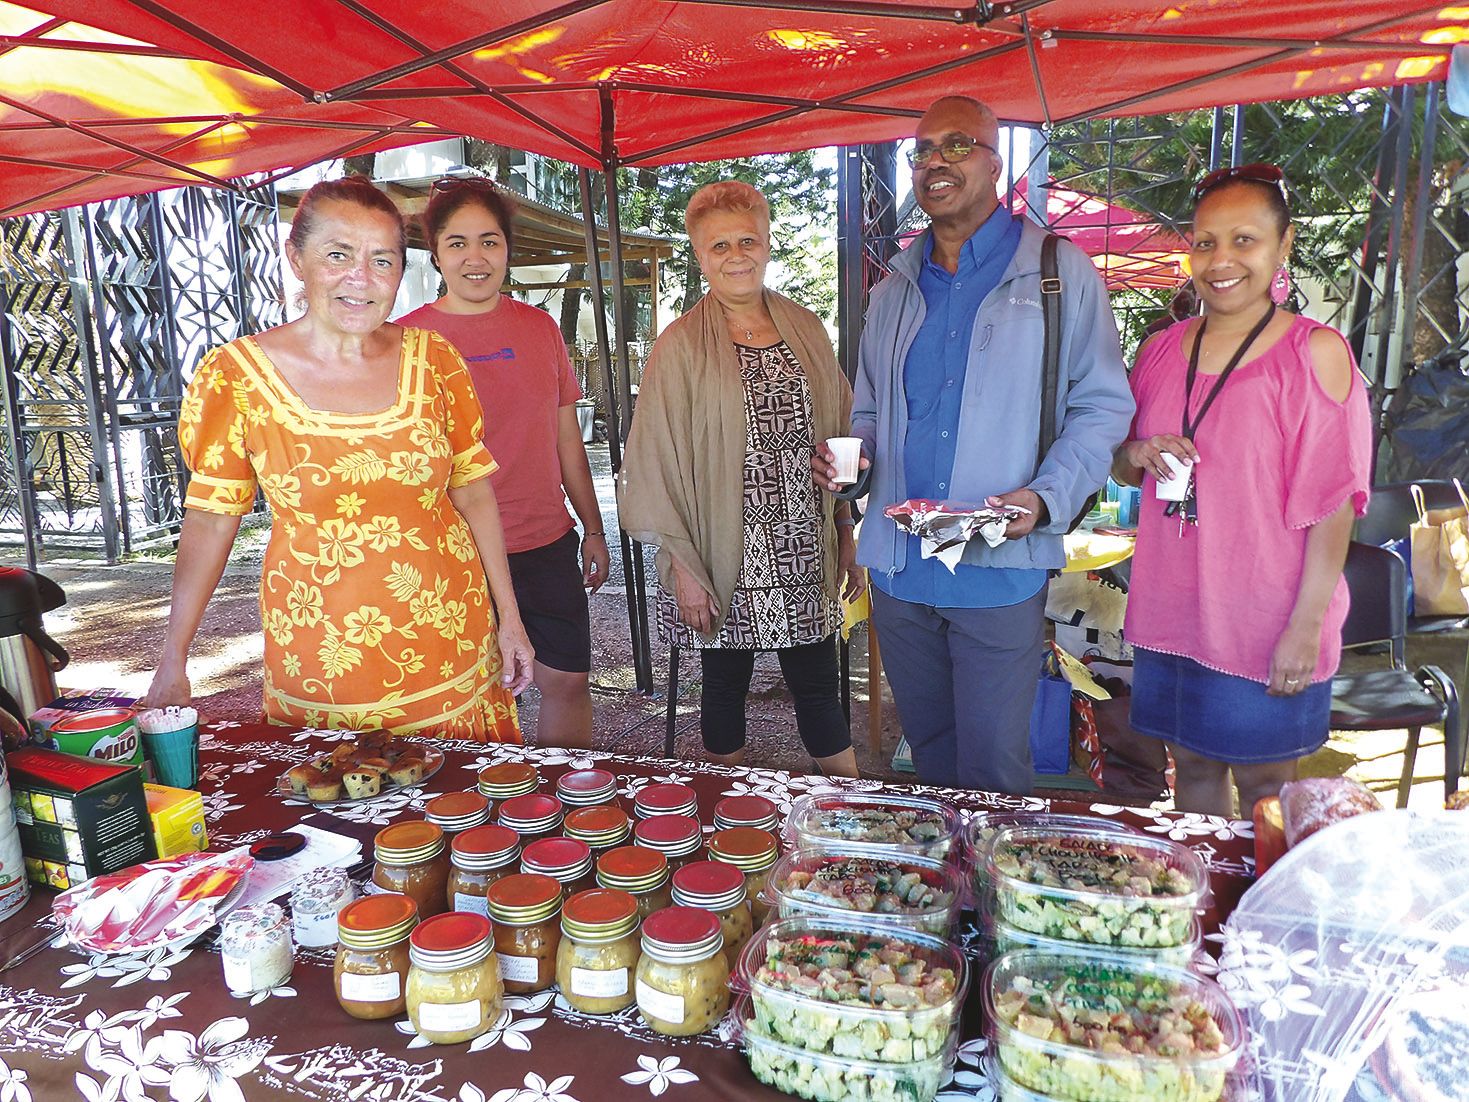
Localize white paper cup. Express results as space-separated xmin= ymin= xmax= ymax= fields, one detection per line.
xmin=825 ymin=437 xmax=862 ymax=486
xmin=1155 ymin=452 xmax=1194 ymax=503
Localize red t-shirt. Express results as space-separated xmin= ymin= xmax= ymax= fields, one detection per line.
xmin=397 ymin=298 xmax=582 ymax=554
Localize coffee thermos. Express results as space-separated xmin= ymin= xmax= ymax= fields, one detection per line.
xmin=0 ymin=566 xmax=69 ymax=726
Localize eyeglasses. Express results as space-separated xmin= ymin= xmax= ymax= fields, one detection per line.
xmin=1193 ymin=162 xmax=1286 ymax=202
xmin=907 ymin=134 xmax=998 ymax=170
xmin=431 ymin=175 xmax=501 ymax=195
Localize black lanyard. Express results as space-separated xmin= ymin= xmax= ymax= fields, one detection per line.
xmin=1180 ymin=303 xmax=1276 ymax=440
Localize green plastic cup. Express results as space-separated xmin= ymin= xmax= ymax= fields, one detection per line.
xmin=137 ymin=708 xmax=200 ymax=789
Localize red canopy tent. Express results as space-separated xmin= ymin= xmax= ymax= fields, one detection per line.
xmin=0 ymin=1 xmax=1458 ymax=216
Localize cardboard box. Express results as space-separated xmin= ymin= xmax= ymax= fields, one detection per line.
xmin=145 ymin=784 xmax=208 ymax=858
xmin=7 ymin=747 xmax=156 ymax=890
xmin=28 ymin=688 xmax=140 ymax=740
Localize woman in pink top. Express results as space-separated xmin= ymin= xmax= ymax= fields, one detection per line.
xmin=1113 ymin=164 xmax=1372 ymax=817
xmin=399 ymin=178 xmax=609 ymax=749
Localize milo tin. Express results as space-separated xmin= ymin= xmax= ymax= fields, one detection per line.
xmin=48 ymin=708 xmax=143 ymax=767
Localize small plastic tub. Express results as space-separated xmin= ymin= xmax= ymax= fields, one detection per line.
xmin=764 ymin=846 xmax=963 ymax=936
xmin=987 ymin=825 xmax=1206 ymax=949
xmin=728 ymin=993 xmax=958 ymax=1102
xmin=987 ymin=1057 xmax=1255 ymax=1102
xmin=984 ymin=949 xmax=1243 ymax=1102
xmin=785 ymin=793 xmax=962 ymax=863
xmin=732 ymin=914 xmax=967 ymax=1063
xmin=964 ymin=812 xmax=1143 ymax=918
xmin=988 ymin=914 xmax=1206 ymax=971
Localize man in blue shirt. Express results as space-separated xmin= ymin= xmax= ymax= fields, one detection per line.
xmin=815 ymin=96 xmax=1133 ymax=794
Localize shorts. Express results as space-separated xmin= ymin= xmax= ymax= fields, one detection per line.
xmin=1130 ymin=647 xmax=1331 ymax=764
xmin=506 ymin=529 xmax=592 ymax=674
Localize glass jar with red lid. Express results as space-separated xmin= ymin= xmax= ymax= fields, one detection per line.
xmin=425 ymin=791 xmax=491 ymax=834
xmin=372 ymin=821 xmax=450 ymax=919
xmin=634 ymin=906 xmax=729 ymax=1036
xmin=485 ymin=873 xmax=562 ymax=993
xmin=596 ymin=845 xmax=672 ymax=921
xmin=405 ymin=912 xmax=503 ymax=1044
xmin=334 ymin=893 xmax=419 ymax=1020
xmin=555 ymin=768 xmax=619 ymax=809
xmin=564 ymin=805 xmax=632 ymax=854
xmin=555 ymin=888 xmax=641 ymax=1014
xmin=632 ymin=814 xmax=704 ymax=870
xmin=498 ymin=793 xmax=565 ymax=845
xmin=477 ymin=762 xmax=539 ymax=818
xmin=448 ymin=824 xmax=521 ymax=915
xmin=633 ymin=782 xmax=699 ymax=820
xmin=521 ymin=837 xmax=596 ymax=898
xmin=707 ymin=827 xmax=779 ymax=926
xmin=671 ymin=860 xmax=752 ymax=969
xmin=713 ymin=794 xmax=779 ymax=833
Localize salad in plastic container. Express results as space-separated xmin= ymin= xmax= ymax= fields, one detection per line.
xmin=785 ymin=793 xmax=962 ymax=863
xmin=765 ymin=846 xmax=963 ymax=935
xmin=986 ymin=1054 xmax=1253 ymax=1102
xmin=985 ymin=949 xmax=1243 ymax=1102
xmin=727 ymin=994 xmax=957 ymax=1102
xmin=965 ymin=811 xmax=1143 ymax=917
xmin=988 ymin=825 xmax=1206 ymax=948
xmin=988 ymin=914 xmax=1206 ymax=970
xmin=732 ymin=915 xmax=968 ymax=1063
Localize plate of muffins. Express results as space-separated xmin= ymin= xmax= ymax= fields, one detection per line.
xmin=275 ymin=732 xmax=444 ymax=805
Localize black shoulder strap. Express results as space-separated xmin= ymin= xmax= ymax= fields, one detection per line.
xmin=1037 ymin=233 xmax=1063 ymax=468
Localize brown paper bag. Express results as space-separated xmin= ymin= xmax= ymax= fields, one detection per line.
xmin=1409 ymin=480 xmax=1469 ymax=615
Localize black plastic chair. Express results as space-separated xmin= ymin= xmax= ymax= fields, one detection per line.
xmin=1331 ymin=542 xmax=1463 ymax=806
xmin=1353 ymin=480 xmax=1469 ymax=635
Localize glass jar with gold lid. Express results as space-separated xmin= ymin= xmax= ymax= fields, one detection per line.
xmin=425 ymin=791 xmax=491 ymax=835
xmin=712 ymin=794 xmax=779 ymax=833
xmin=632 ymin=814 xmax=704 ymax=871
xmin=633 ymin=782 xmax=698 ymax=820
xmin=448 ymin=824 xmax=521 ymax=916
xmin=555 ymin=888 xmax=640 ymax=1014
xmin=707 ymin=827 xmax=779 ymax=926
xmin=555 ymin=768 xmax=619 ymax=809
xmin=596 ymin=845 xmax=672 ymax=921
xmin=485 ymin=873 xmax=562 ymax=994
xmin=372 ymin=822 xmax=450 ymax=920
xmin=405 ymin=912 xmax=503 ymax=1044
xmin=477 ymin=762 xmax=540 ymax=819
xmin=334 ymin=892 xmax=419 ymax=1020
xmin=671 ymin=860 xmax=752 ymax=970
xmin=498 ymin=794 xmax=565 ymax=846
xmin=521 ymin=837 xmax=596 ymax=898
xmin=564 ymin=805 xmax=632 ymax=854
xmin=634 ymin=906 xmax=729 ymax=1036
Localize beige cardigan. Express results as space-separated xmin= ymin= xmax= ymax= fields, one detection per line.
xmin=616 ymin=290 xmax=852 ymax=641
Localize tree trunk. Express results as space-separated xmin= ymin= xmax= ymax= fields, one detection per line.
xmin=560 ymin=265 xmax=585 ymax=343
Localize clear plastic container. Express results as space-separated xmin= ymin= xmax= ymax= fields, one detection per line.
xmin=986 ymin=1057 xmax=1255 ymax=1102
xmin=765 ymin=846 xmax=963 ymax=936
xmin=985 ymin=949 xmax=1243 ymax=1102
xmin=732 ymin=915 xmax=967 ymax=1064
xmin=987 ymin=825 xmax=1207 ymax=949
xmin=785 ymin=793 xmax=962 ymax=863
xmin=729 ymin=993 xmax=957 ymax=1102
xmin=988 ymin=915 xmax=1206 ymax=971
xmin=964 ymin=811 xmax=1144 ymax=918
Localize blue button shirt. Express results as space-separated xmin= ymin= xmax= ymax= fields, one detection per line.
xmin=874 ymin=206 xmax=1045 ymax=608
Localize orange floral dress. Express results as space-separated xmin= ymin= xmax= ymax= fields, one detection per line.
xmin=179 ymin=327 xmax=521 ymax=741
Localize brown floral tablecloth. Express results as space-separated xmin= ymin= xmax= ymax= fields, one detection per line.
xmin=0 ymin=722 xmax=1256 ymax=1102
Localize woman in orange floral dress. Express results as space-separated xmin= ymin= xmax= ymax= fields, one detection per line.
xmin=145 ymin=177 xmax=532 ymax=741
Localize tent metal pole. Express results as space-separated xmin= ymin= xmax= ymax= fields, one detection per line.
xmin=0 ymin=282 xmax=38 ymax=572
xmin=836 ymin=146 xmax=864 ymax=385
xmin=1208 ymin=108 xmax=1225 ymax=171
xmin=1368 ymin=85 xmax=1416 ymax=413
xmin=1398 ymin=81 xmax=1440 ymax=368
xmin=1230 ymin=105 xmax=1245 ymax=166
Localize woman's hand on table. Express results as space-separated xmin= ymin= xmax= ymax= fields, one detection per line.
xmin=837 ymin=527 xmax=865 ymax=602
xmin=497 ymin=618 xmax=536 ymax=696
xmin=1122 ymin=434 xmax=1199 ymax=483
xmin=1268 ymin=620 xmax=1320 ymax=696
xmin=143 ymin=658 xmax=191 ymax=709
xmin=671 ymin=558 xmax=719 ymax=635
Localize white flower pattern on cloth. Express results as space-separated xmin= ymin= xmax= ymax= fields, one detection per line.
xmin=156 ymin=1016 xmax=270 ymax=1102
xmin=1215 ymin=924 xmax=1325 ymax=1023
xmin=231 ymin=983 xmax=296 ymax=1006
xmin=936 ymin=1037 xmax=994 ymax=1101
xmin=621 ymin=1055 xmax=699 ymax=1095
xmin=460 ymin=1072 xmax=579 ymax=1102
xmin=0 ymin=1055 xmax=29 ymax=1102
xmin=60 ymin=945 xmax=196 ymax=989
xmin=79 ymin=1026 xmax=169 ymax=1102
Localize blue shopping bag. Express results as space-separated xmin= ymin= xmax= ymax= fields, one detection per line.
xmin=1030 ymin=651 xmax=1073 ymax=775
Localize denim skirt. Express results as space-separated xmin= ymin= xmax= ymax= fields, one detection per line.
xmin=1129 ymin=647 xmax=1332 ymax=764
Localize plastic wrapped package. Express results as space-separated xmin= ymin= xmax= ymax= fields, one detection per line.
xmin=1278 ymin=777 xmax=1382 ymax=849
xmin=1217 ymin=810 xmax=1469 ymax=1102
xmin=964 ymin=811 xmax=1144 ymax=920
xmin=784 ymin=793 xmax=963 ymax=863
xmin=764 ymin=847 xmax=963 ymax=936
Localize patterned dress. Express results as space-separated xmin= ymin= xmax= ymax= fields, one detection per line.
xmin=179 ymin=328 xmax=521 ymax=741
xmin=660 ymin=341 xmax=842 ymax=650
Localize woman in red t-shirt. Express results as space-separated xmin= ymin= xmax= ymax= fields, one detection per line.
xmin=399 ymin=179 xmax=609 ymax=749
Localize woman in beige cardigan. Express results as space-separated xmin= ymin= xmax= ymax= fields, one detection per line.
xmin=618 ymin=181 xmax=863 ymax=777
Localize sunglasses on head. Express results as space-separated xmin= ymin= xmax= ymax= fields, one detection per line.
xmin=907 ymin=134 xmax=998 ymax=170
xmin=431 ymin=175 xmax=502 ymax=195
xmin=1193 ymin=162 xmax=1286 ymax=202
